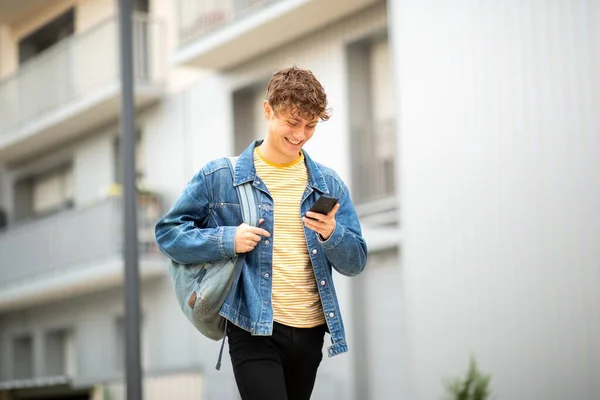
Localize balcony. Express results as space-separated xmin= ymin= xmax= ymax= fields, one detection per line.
xmin=0 ymin=192 xmax=165 ymax=312
xmin=173 ymin=0 xmax=381 ymax=69
xmin=0 ymin=14 xmax=164 ymax=164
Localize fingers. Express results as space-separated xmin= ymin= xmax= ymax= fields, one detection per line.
xmin=301 ymin=216 xmax=320 ymax=229
xmin=244 ymin=231 xmax=262 ymax=243
xmin=302 ymin=205 xmax=338 ymax=240
xmin=305 ymin=203 xmax=341 ymax=221
xmin=304 ymin=211 xmax=322 ymax=221
xmin=247 ymin=226 xmax=271 ymax=237
xmin=330 ymin=203 xmax=341 ymax=216
xmin=235 ymin=222 xmax=270 ymax=254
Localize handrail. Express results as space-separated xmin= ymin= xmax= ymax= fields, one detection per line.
xmin=0 ymin=13 xmax=156 ymax=86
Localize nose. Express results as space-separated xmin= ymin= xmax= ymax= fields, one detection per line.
xmin=291 ymin=129 xmax=306 ymax=141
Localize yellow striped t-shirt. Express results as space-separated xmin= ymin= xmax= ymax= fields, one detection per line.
xmin=254 ymin=148 xmax=325 ymax=328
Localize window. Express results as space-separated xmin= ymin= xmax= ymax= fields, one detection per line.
xmin=44 ymin=329 xmax=75 ymax=377
xmin=347 ymin=35 xmax=397 ymax=205
xmin=232 ymin=83 xmax=267 ymax=154
xmin=32 ymin=166 xmax=74 ymax=215
xmin=14 ymin=163 xmax=74 ymax=221
xmin=18 ymin=9 xmax=74 ymax=65
xmin=12 ymin=335 xmax=34 ymax=380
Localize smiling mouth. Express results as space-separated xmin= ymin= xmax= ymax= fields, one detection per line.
xmin=285 ymin=137 xmax=301 ymax=145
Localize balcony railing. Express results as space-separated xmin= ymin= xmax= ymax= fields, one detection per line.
xmin=0 ymin=193 xmax=161 ymax=288
xmin=353 ymin=118 xmax=397 ymax=205
xmin=178 ymin=0 xmax=283 ymax=46
xmin=0 ymin=13 xmax=163 ymax=136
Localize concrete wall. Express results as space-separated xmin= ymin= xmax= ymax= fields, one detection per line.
xmin=390 ymin=0 xmax=600 ymax=399
xmin=76 ymin=0 xmax=116 ymax=32
xmin=0 ymin=25 xmax=14 ymax=78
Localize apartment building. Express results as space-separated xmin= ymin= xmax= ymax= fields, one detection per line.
xmin=0 ymin=0 xmax=598 ymax=399
xmin=0 ymin=0 xmax=399 ymax=399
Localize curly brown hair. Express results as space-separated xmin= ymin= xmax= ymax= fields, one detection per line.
xmin=266 ymin=66 xmax=331 ymax=121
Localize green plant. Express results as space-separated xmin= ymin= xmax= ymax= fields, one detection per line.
xmin=445 ymin=356 xmax=492 ymax=400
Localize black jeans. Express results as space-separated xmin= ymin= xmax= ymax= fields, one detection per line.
xmin=227 ymin=321 xmax=326 ymax=400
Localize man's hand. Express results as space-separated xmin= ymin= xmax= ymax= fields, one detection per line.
xmin=234 ymin=219 xmax=270 ymax=254
xmin=302 ymin=203 xmax=340 ymax=241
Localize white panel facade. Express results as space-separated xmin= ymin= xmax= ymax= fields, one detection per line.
xmin=390 ymin=0 xmax=600 ymax=399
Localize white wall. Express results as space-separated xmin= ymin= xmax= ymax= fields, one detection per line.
xmin=352 ymin=247 xmax=406 ymax=400
xmin=390 ymin=0 xmax=600 ymax=399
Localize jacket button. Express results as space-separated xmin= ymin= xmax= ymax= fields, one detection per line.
xmin=265 ymin=239 xmax=270 ymax=244
xmin=320 ymin=280 xmax=326 ymax=286
xmin=312 ymin=249 xmax=318 ymax=255
xmin=328 ymin=312 xmax=335 ymax=318
xmin=264 ymin=273 xmax=270 ymax=278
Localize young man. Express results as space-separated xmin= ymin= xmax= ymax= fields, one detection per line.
xmin=155 ymin=67 xmax=367 ymax=400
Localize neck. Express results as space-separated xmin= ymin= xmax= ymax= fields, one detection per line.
xmin=259 ymin=138 xmax=300 ymax=165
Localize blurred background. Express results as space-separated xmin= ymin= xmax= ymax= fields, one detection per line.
xmin=0 ymin=0 xmax=598 ymax=399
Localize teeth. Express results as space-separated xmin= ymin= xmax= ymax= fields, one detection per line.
xmin=286 ymin=138 xmax=300 ymax=145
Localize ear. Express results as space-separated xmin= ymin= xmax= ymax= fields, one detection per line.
xmin=263 ymin=100 xmax=273 ymax=120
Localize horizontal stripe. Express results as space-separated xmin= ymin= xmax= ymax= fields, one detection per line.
xmin=255 ymin=148 xmax=325 ymax=328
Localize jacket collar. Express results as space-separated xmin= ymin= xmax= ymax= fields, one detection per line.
xmin=233 ymin=140 xmax=330 ymax=194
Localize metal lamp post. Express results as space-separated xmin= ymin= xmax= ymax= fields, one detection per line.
xmin=118 ymin=0 xmax=143 ymax=398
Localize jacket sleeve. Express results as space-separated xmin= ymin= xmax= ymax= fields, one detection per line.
xmin=318 ymin=181 xmax=368 ymax=277
xmin=154 ymin=169 xmax=237 ymax=265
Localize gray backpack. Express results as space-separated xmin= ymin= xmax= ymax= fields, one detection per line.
xmin=168 ymin=157 xmax=258 ymax=370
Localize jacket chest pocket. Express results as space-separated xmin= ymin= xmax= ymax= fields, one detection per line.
xmin=208 ymin=202 xmax=242 ymax=227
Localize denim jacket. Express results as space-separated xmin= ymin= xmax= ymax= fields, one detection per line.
xmin=155 ymin=140 xmax=367 ymax=357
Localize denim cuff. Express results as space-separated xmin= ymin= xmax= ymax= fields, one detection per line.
xmin=219 ymin=226 xmax=238 ymax=258
xmin=318 ymin=222 xmax=345 ymax=249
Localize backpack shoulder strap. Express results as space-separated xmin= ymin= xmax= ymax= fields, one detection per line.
xmin=226 ymin=156 xmax=259 ymax=226
xmin=215 ymin=156 xmax=259 ymax=370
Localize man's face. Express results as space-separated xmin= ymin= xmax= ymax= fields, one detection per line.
xmin=263 ymin=101 xmax=319 ymax=162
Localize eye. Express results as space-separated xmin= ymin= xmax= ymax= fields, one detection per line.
xmin=288 ymin=121 xmax=299 ymax=127
xmin=307 ymin=125 xmax=317 ymax=130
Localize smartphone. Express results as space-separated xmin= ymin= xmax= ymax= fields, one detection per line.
xmin=307 ymin=195 xmax=339 ymax=217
